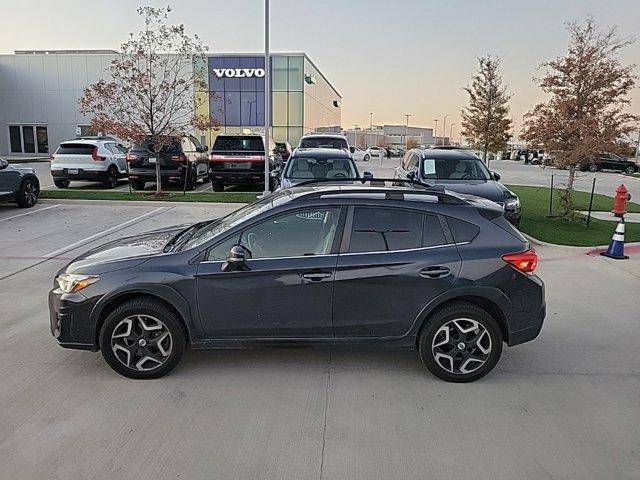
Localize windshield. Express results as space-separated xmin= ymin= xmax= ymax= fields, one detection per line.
xmin=299 ymin=137 xmax=348 ymax=149
xmin=422 ymin=157 xmax=491 ymax=181
xmin=285 ymin=157 xmax=357 ymax=180
xmin=180 ymin=190 xmax=297 ymax=251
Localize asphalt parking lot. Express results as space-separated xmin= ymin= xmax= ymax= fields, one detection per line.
xmin=0 ymin=200 xmax=638 ymax=479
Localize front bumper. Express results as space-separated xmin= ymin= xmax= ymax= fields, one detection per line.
xmin=51 ymin=168 xmax=109 ymax=182
xmin=49 ymin=288 xmax=99 ymax=351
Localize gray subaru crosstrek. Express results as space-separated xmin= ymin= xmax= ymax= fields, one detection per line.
xmin=49 ymin=179 xmax=545 ymax=383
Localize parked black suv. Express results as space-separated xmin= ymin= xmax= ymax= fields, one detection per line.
xmin=580 ymin=153 xmax=638 ymax=174
xmin=395 ymin=149 xmax=521 ymax=227
xmin=49 ymin=179 xmax=545 ymax=382
xmin=126 ymin=136 xmax=210 ymax=190
xmin=0 ymin=158 xmax=40 ymax=208
xmin=209 ymin=134 xmax=280 ymax=191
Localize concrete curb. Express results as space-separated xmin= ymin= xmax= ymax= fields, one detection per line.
xmin=38 ymin=198 xmax=249 ymax=208
xmin=522 ymin=231 xmax=640 ymax=251
xmin=5 ymin=158 xmax=50 ymax=164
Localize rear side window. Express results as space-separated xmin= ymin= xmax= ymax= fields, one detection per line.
xmin=446 ymin=217 xmax=480 ymax=243
xmin=132 ymin=139 xmax=181 ymax=154
xmin=423 ymin=214 xmax=447 ymax=247
xmin=349 ymin=207 xmax=423 ymax=253
xmin=56 ymin=143 xmax=95 ymax=155
xmin=213 ymin=136 xmax=264 ymax=151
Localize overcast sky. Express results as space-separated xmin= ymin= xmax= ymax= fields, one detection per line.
xmin=1 ymin=0 xmax=639 ymax=138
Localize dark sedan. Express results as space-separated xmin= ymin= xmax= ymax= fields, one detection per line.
xmin=0 ymin=158 xmax=40 ymax=208
xmin=395 ymin=149 xmax=521 ymax=227
xmin=49 ymin=181 xmax=544 ymax=383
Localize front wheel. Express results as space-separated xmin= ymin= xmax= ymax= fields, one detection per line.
xmin=99 ymin=298 xmax=187 ymax=379
xmin=16 ymin=178 xmax=39 ymax=208
xmin=363 ymin=155 xmax=370 ymax=162
xmin=625 ymin=165 xmax=636 ymax=175
xmin=418 ymin=301 xmax=503 ymax=383
xmin=589 ymin=163 xmax=599 ymax=173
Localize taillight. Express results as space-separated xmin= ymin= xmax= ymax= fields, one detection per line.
xmin=502 ymin=249 xmax=538 ymax=274
xmin=49 ymin=154 xmax=55 ymax=162
xmin=92 ymin=147 xmax=106 ymax=161
xmin=171 ymin=154 xmax=188 ymax=164
xmin=209 ymin=154 xmax=226 ymax=162
xmin=126 ymin=153 xmax=138 ymax=162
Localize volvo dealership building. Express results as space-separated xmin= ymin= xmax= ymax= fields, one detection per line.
xmin=0 ymin=50 xmax=342 ymax=156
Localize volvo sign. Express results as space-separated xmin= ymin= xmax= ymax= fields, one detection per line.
xmin=213 ymin=68 xmax=266 ymax=78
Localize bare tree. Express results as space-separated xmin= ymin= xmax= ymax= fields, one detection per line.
xmin=460 ymin=56 xmax=513 ymax=163
xmin=523 ymin=18 xmax=638 ymax=217
xmin=79 ymin=6 xmax=214 ymax=195
xmin=406 ymin=138 xmax=419 ymax=150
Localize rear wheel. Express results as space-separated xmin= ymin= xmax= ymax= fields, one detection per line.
xmin=99 ymin=299 xmax=187 ymax=379
xmin=625 ymin=165 xmax=636 ymax=175
xmin=54 ymin=179 xmax=70 ymax=189
xmin=130 ymin=179 xmax=146 ymax=191
xmin=589 ymin=163 xmax=599 ymax=173
xmin=103 ymin=166 xmax=119 ymax=189
xmin=211 ymin=178 xmax=224 ymax=192
xmin=185 ymin=166 xmax=198 ymax=191
xmin=418 ymin=301 xmax=503 ymax=383
xmin=16 ymin=178 xmax=39 ymax=208
xmin=363 ymin=154 xmax=370 ymax=162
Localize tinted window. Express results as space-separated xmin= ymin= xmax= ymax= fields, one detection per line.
xmin=213 ymin=136 xmax=264 ymax=151
xmin=56 ymin=143 xmax=96 ymax=155
xmin=9 ymin=126 xmax=22 ymax=153
xmin=299 ymin=136 xmax=348 ymax=149
xmin=423 ymin=214 xmax=447 ymax=247
xmin=22 ymin=126 xmax=35 ymax=153
xmin=207 ymin=234 xmax=241 ymax=261
xmin=446 ymin=217 xmax=480 ymax=243
xmin=240 ymin=208 xmax=341 ymax=259
xmin=349 ymin=207 xmax=423 ymax=253
xmin=285 ymin=157 xmax=356 ymax=179
xmin=131 ymin=139 xmax=181 ymax=154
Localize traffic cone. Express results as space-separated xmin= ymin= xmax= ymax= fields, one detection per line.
xmin=600 ymin=217 xmax=629 ymax=260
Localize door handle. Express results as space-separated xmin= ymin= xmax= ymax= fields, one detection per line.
xmin=420 ymin=266 xmax=450 ymax=279
xmin=300 ymin=271 xmax=333 ymax=281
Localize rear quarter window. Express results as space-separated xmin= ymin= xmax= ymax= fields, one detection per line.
xmin=446 ymin=217 xmax=480 ymax=243
xmin=423 ymin=214 xmax=448 ymax=247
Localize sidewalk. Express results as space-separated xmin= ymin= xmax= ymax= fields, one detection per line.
xmin=2 ymin=155 xmax=50 ymax=163
xmin=579 ymin=211 xmax=640 ymax=223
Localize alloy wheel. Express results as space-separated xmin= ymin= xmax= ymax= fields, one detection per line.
xmin=431 ymin=318 xmax=491 ymax=375
xmin=23 ymin=181 xmax=38 ymax=206
xmin=111 ymin=315 xmax=173 ymax=371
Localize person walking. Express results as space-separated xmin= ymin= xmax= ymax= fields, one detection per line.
xmin=386 ymin=147 xmax=391 ymax=158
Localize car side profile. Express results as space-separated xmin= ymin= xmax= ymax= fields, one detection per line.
xmin=49 ymin=180 xmax=545 ymax=382
xmin=0 ymin=158 xmax=40 ymax=208
xmin=580 ymin=153 xmax=638 ymax=174
xmin=395 ymin=148 xmax=522 ymax=227
xmin=50 ymin=137 xmax=128 ymax=189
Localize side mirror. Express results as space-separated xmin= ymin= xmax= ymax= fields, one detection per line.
xmin=0 ymin=159 xmax=8 ymax=169
xmin=203 ymin=145 xmax=208 ymax=151
xmin=493 ymin=172 xmax=501 ymax=181
xmin=221 ymin=245 xmax=250 ymax=272
xmin=349 ymin=146 xmax=355 ymax=153
xmin=407 ymin=171 xmax=416 ymax=180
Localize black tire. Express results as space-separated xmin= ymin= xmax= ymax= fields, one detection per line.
xmin=130 ymin=179 xmax=146 ymax=191
xmin=103 ymin=166 xmax=119 ymax=189
xmin=269 ymin=176 xmax=278 ymax=192
xmin=99 ymin=298 xmax=187 ymax=379
xmin=185 ymin=167 xmax=197 ymax=191
xmin=625 ymin=165 xmax=636 ymax=175
xmin=418 ymin=301 xmax=503 ymax=383
xmin=16 ymin=178 xmax=39 ymax=208
xmin=363 ymin=154 xmax=370 ymax=162
xmin=201 ymin=172 xmax=210 ymax=183
xmin=211 ymin=178 xmax=224 ymax=192
xmin=588 ymin=163 xmax=599 ymax=173
xmin=54 ymin=179 xmax=70 ymax=189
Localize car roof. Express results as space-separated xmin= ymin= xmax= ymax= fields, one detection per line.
xmin=300 ymin=133 xmax=347 ymax=139
xmin=414 ymin=148 xmax=480 ymax=160
xmin=291 ymin=148 xmax=352 ymax=159
xmin=60 ymin=139 xmax=104 ymax=145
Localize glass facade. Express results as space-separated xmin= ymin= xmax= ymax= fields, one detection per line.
xmin=196 ymin=54 xmax=341 ymax=148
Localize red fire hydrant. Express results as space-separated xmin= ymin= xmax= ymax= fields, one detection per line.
xmin=612 ymin=184 xmax=631 ymax=217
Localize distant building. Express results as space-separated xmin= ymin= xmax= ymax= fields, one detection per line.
xmin=340 ymin=124 xmax=437 ymax=149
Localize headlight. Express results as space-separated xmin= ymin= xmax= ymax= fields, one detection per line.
xmin=504 ymin=197 xmax=520 ymax=210
xmin=56 ymin=274 xmax=100 ymax=293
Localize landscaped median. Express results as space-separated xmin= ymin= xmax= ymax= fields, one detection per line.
xmin=40 ymin=190 xmax=257 ymax=204
xmin=507 ymin=185 xmax=640 ymax=246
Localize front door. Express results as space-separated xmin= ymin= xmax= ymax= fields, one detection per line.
xmin=196 ymin=206 xmax=344 ymax=338
xmin=333 ymin=206 xmax=461 ymax=337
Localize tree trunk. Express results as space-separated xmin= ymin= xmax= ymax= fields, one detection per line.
xmin=559 ymin=165 xmax=577 ymax=219
xmin=155 ymin=148 xmax=162 ymax=196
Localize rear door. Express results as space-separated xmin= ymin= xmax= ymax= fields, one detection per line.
xmin=332 ymin=206 xmax=461 ymax=337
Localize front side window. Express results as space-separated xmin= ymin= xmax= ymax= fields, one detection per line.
xmin=285 ymin=157 xmax=356 ymax=180
xmin=239 ymin=208 xmax=341 ymax=259
xmin=422 ymin=157 xmax=491 ymax=180
xmin=349 ymin=207 xmax=423 ymax=253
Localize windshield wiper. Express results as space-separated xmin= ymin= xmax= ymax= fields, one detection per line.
xmin=165 ymin=221 xmax=211 ymax=252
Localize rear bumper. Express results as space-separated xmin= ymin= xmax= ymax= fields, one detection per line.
xmin=210 ymin=170 xmax=266 ymax=185
xmin=49 ymin=288 xmax=99 ymax=351
xmin=508 ymin=301 xmax=545 ymax=346
xmin=51 ymin=169 xmax=110 ymax=182
xmin=128 ymin=167 xmax=185 ymax=182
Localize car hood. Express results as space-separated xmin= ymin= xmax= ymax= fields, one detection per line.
xmin=431 ymin=180 xmax=510 ymax=202
xmin=63 ymin=224 xmax=187 ymax=274
xmin=6 ymin=164 xmax=36 ymax=174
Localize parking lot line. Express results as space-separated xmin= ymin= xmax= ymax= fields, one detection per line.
xmin=0 ymin=204 xmax=59 ymax=223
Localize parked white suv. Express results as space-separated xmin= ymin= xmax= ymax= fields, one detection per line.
xmin=50 ymin=137 xmax=128 ymax=189
xmin=349 ymin=146 xmax=371 ymax=162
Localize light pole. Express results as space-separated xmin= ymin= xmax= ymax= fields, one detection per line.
xmin=636 ymin=129 xmax=640 ymax=162
xmin=262 ymin=0 xmax=271 ymax=197
xmin=433 ymin=119 xmax=439 ymax=146
xmin=353 ymin=124 xmax=359 ymax=148
xmin=449 ymin=123 xmax=456 ymax=145
xmin=442 ymin=115 xmax=450 ymax=146
xmin=404 ymin=114 xmax=411 ymax=148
